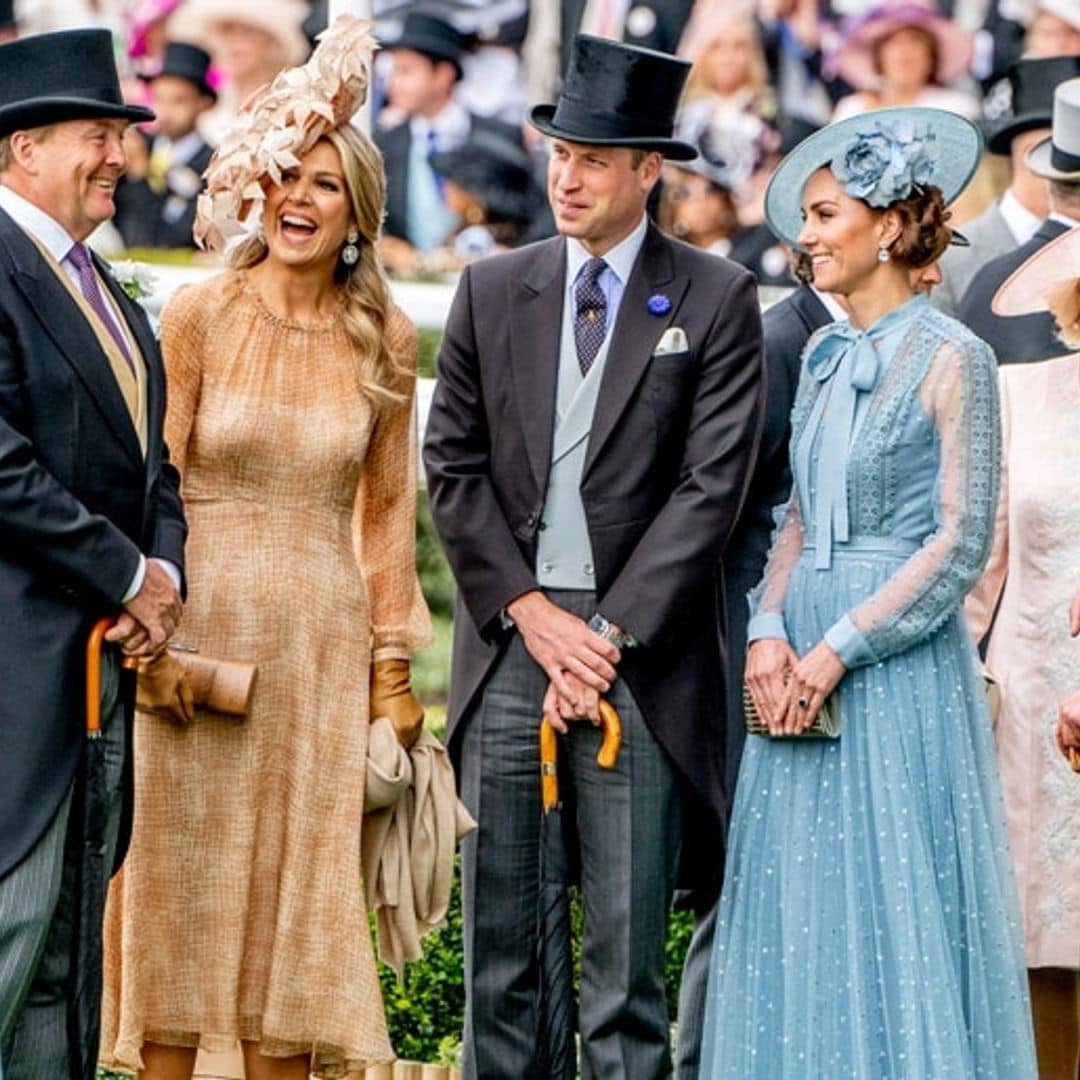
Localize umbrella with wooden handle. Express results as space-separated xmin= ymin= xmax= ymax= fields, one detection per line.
xmin=535 ymin=698 xmax=623 ymax=1077
xmin=71 ymin=618 xmax=138 ymax=1079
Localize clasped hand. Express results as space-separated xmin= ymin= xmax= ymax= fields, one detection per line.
xmin=507 ymin=590 xmax=620 ymax=734
xmin=745 ymin=637 xmax=846 ymax=736
xmin=105 ymin=559 xmax=183 ymax=657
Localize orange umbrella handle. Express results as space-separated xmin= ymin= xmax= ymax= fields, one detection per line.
xmin=539 ymin=698 xmax=623 ymax=812
xmin=86 ymin=618 xmax=139 ymax=738
xmin=1069 ymin=746 xmax=1080 ymax=774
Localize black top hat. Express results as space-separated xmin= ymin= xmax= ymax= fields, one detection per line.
xmin=987 ymin=55 xmax=1080 ymax=155
xmin=0 ymin=29 xmax=155 ymax=138
xmin=430 ymin=127 xmax=543 ymax=225
xmin=148 ymin=41 xmax=217 ymax=101
xmin=383 ymin=12 xmax=468 ymax=76
xmin=529 ymin=35 xmax=696 ymax=161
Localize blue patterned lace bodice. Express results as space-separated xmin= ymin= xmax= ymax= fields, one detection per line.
xmin=749 ymin=296 xmax=1001 ymax=668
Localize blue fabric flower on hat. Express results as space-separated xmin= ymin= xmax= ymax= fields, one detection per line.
xmin=831 ymin=118 xmax=938 ymax=208
xmin=647 ymin=293 xmax=672 ymax=316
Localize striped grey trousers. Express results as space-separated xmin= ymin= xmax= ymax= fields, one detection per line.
xmin=0 ymin=650 xmax=125 ymax=1080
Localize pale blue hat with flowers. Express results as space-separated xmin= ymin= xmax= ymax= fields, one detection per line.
xmin=764 ymin=107 xmax=982 ymax=248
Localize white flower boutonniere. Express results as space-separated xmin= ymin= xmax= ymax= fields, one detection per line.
xmin=109 ymin=260 xmax=158 ymax=302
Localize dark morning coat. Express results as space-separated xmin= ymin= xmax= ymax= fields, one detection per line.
xmin=0 ymin=208 xmax=186 ymax=879
xmin=423 ymin=224 xmax=765 ymax=891
xmin=375 ymin=113 xmax=523 ymax=245
xmin=957 ymin=218 xmax=1072 ymax=365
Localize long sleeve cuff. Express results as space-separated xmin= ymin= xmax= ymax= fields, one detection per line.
xmin=747 ymin=612 xmax=789 ymax=644
xmin=121 ymin=555 xmax=146 ymax=604
xmin=824 ymin=614 xmax=878 ymax=668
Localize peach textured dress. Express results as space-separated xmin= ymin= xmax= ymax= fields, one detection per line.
xmin=967 ymin=353 xmax=1080 ymax=971
xmin=100 ymin=271 xmax=431 ymax=1076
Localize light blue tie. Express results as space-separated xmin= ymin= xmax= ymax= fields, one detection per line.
xmin=405 ymin=128 xmax=458 ymax=252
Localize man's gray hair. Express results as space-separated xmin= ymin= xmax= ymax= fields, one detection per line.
xmin=1050 ymin=178 xmax=1080 ymax=216
xmin=0 ymin=126 xmax=55 ymax=175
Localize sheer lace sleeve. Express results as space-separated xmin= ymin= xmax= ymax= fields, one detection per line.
xmin=160 ymin=283 xmax=205 ymax=476
xmin=824 ymin=335 xmax=1000 ymax=667
xmin=964 ymin=368 xmax=1011 ymax=645
xmin=746 ymin=493 xmax=805 ymax=643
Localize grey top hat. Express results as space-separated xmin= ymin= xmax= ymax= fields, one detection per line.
xmin=764 ymin=107 xmax=982 ymax=247
xmin=0 ymin=29 xmax=155 ymax=138
xmin=1026 ymin=77 xmax=1080 ymax=182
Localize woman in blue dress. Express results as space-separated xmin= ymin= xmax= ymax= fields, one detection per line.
xmin=699 ymin=108 xmax=1037 ymax=1078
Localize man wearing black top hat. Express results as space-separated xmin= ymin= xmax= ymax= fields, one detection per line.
xmin=112 ymin=42 xmax=216 ymax=250
xmin=935 ymin=55 xmax=1080 ymax=317
xmin=375 ymin=11 xmax=522 ymax=264
xmin=960 ymin=76 xmax=1080 ymax=364
xmin=424 ymin=34 xmax=764 ymax=1079
xmin=0 ymin=28 xmax=185 ymax=1079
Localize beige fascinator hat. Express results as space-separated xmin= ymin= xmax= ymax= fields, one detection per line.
xmin=168 ymin=0 xmax=310 ymax=68
xmin=194 ymin=15 xmax=376 ymax=253
xmin=992 ymin=226 xmax=1080 ymax=317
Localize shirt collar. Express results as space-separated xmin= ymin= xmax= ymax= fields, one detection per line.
xmin=409 ymin=100 xmax=470 ymax=149
xmin=812 ymin=285 xmax=849 ymax=323
xmin=153 ymin=130 xmax=205 ymax=165
xmin=998 ymin=188 xmax=1042 ymax=245
xmin=565 ymin=214 xmax=649 ymax=290
xmin=0 ymin=183 xmax=78 ymax=263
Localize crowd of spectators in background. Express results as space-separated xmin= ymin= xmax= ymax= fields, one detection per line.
xmin=3 ymin=0 xmax=1079 ymax=283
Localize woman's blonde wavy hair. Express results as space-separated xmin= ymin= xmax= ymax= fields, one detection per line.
xmin=226 ymin=123 xmax=408 ymax=407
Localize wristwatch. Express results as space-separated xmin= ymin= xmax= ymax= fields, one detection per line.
xmin=588 ymin=613 xmax=637 ymax=649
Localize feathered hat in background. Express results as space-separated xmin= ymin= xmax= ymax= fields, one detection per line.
xmin=194 ymin=15 xmax=376 ymax=254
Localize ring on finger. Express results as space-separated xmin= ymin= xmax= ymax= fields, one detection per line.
xmin=797 ymin=695 xmax=810 ymax=709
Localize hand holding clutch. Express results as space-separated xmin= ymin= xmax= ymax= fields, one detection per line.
xmin=136 ymin=651 xmax=195 ymax=726
xmin=370 ymin=658 xmax=424 ymax=749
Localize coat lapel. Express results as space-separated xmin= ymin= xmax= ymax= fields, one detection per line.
xmin=583 ymin=225 xmax=688 ymax=478
xmin=0 ymin=218 xmax=144 ymax=469
xmin=96 ymin=253 xmax=163 ymax=482
xmin=510 ymin=236 xmax=564 ymax=489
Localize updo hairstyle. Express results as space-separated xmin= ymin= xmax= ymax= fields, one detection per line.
xmin=881 ymin=184 xmax=951 ymax=269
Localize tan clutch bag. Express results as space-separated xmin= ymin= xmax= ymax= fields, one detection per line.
xmin=743 ymin=682 xmax=841 ymax=739
xmin=170 ymin=648 xmax=257 ymax=717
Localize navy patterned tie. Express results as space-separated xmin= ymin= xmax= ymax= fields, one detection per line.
xmin=574 ymin=257 xmax=608 ymax=376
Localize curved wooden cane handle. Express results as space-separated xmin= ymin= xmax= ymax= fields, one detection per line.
xmin=86 ymin=618 xmax=139 ymax=737
xmin=538 ymin=698 xmax=624 ymax=812
xmin=1069 ymin=746 xmax=1080 ymax=774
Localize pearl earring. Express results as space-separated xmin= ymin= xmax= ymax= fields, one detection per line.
xmin=342 ymin=230 xmax=360 ymax=266
xmin=877 ymin=244 xmax=890 ymax=264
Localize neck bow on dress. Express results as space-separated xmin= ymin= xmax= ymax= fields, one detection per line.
xmin=795 ymin=298 xmax=923 ymax=569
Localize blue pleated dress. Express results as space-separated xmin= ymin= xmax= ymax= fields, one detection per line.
xmin=699 ymin=296 xmax=1037 ymax=1078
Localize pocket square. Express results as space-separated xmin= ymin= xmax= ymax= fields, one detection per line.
xmin=653 ymin=326 xmax=688 ymax=355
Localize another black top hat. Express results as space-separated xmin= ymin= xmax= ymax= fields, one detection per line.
xmin=149 ymin=41 xmax=217 ymax=101
xmin=987 ymin=55 xmax=1080 ymax=155
xmin=383 ymin=12 xmax=468 ymax=76
xmin=529 ymin=35 xmax=696 ymax=161
xmin=0 ymin=29 xmax=155 ymax=138
xmin=430 ymin=127 xmax=543 ymax=225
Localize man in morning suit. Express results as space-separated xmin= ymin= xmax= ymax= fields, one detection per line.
xmin=424 ymin=34 xmax=765 ymax=1080
xmin=375 ymin=11 xmax=521 ymax=263
xmin=112 ymin=41 xmax=216 ymax=250
xmin=958 ymin=76 xmax=1080 ymax=364
xmin=0 ymin=29 xmax=185 ymax=1079
xmin=934 ymin=56 xmax=1080 ymax=317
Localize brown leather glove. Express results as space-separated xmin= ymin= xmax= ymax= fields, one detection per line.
xmin=136 ymin=651 xmax=195 ymax=726
xmin=370 ymin=658 xmax=424 ymax=749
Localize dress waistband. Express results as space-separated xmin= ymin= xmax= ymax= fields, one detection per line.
xmin=802 ymin=536 xmax=921 ymax=559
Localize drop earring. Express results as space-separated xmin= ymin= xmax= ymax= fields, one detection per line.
xmin=342 ymin=229 xmax=360 ymax=266
xmin=877 ymin=243 xmax=890 ymax=264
